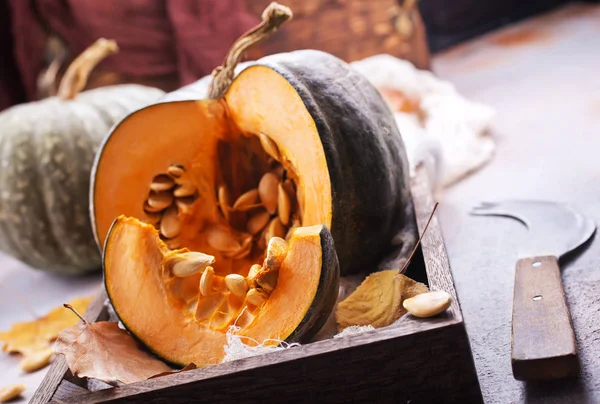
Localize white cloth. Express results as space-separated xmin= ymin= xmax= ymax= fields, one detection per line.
xmin=350 ymin=54 xmax=496 ymax=189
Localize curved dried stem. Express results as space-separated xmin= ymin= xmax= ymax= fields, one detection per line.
xmin=208 ymin=2 xmax=292 ymax=99
xmin=57 ymin=38 xmax=119 ymax=100
xmin=397 ymin=202 xmax=439 ymax=274
xmin=63 ymin=303 xmax=88 ymax=324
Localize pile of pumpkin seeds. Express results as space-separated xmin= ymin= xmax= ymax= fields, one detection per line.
xmin=142 ymin=133 xmax=302 ymax=256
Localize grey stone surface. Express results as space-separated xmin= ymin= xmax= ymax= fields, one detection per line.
xmin=432 ymin=3 xmax=600 ymax=403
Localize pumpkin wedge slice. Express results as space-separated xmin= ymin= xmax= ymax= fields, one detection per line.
xmin=103 ymin=215 xmax=339 ymax=366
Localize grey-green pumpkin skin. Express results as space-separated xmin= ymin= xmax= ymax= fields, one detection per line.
xmin=0 ymin=84 xmax=165 ymax=275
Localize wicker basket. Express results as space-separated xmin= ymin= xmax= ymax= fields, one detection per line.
xmin=245 ymin=0 xmax=431 ymax=69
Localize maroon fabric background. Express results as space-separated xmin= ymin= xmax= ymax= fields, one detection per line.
xmin=1 ymin=0 xmax=259 ymax=112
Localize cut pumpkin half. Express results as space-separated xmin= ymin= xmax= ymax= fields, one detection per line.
xmin=90 ymin=5 xmax=413 ymax=277
xmin=103 ymin=216 xmax=339 ymax=366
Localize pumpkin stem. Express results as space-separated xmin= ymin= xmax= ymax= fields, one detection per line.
xmin=57 ymin=38 xmax=119 ymax=101
xmin=63 ymin=303 xmax=88 ymax=324
xmin=397 ymin=202 xmax=438 ymax=274
xmin=207 ymin=2 xmax=292 ymax=99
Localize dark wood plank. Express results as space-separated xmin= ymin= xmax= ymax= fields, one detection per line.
xmin=511 ymin=255 xmax=579 ymax=380
xmin=50 ymin=320 xmax=482 ymax=404
xmin=51 ymin=380 xmax=89 ymax=403
xmin=411 ymin=165 xmax=463 ymax=322
xmin=30 ymin=288 xmax=108 ymax=404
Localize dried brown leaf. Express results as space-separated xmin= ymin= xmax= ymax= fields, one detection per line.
xmin=53 ymin=306 xmax=171 ymax=385
xmin=335 ymin=270 xmax=428 ymax=330
xmin=0 ymin=296 xmax=92 ymax=355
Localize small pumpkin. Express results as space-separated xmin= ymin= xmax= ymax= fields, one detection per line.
xmin=0 ymin=39 xmax=165 ymax=275
xmin=103 ymin=215 xmax=339 ymax=366
xmin=90 ymin=4 xmax=415 ymax=278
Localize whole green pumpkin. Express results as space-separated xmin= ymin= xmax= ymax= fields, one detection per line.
xmin=0 ymin=39 xmax=165 ymax=275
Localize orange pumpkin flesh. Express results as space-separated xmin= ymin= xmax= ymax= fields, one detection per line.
xmin=103 ymin=216 xmax=339 ymax=366
xmin=92 ymin=66 xmax=333 ymax=280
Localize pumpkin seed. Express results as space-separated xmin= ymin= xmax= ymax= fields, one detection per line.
xmin=259 ymin=133 xmax=281 ymax=162
xmin=402 ymin=291 xmax=452 ymax=318
xmin=247 ymin=209 xmax=271 ymax=235
xmin=224 ymin=236 xmax=253 ymax=259
xmin=234 ymin=203 xmax=263 ymax=212
xmin=167 ymin=252 xmax=215 ymax=278
xmin=200 ymin=266 xmax=215 ymax=296
xmin=258 ymin=172 xmax=279 ymax=214
xmin=264 ymin=217 xmax=286 ymax=245
xmin=148 ymin=191 xmax=174 ymax=210
xmin=150 ymin=174 xmax=176 ymax=192
xmin=277 ymin=183 xmax=291 ymax=225
xmin=175 ymin=196 xmax=195 ymax=215
xmin=246 ymin=288 xmax=269 ymax=306
xmin=282 ymin=178 xmax=296 ymax=200
xmin=207 ymin=226 xmax=241 ymax=252
xmin=285 ymin=216 xmax=301 ymax=240
xmin=224 ymin=274 xmax=249 ymax=298
xmin=167 ymin=164 xmax=185 ymax=178
xmin=174 ymin=182 xmax=196 ymax=198
xmin=265 ymin=236 xmax=288 ymax=271
xmin=144 ymin=200 xmax=166 ymax=213
xmin=166 ymin=238 xmax=181 ymax=249
xmin=218 ymin=184 xmax=231 ymax=221
xmin=256 ymin=270 xmax=278 ymax=293
xmin=272 ymin=164 xmax=285 ymax=179
xmin=283 ymin=157 xmax=299 ymax=180
xmin=248 ymin=264 xmax=262 ymax=279
xmin=0 ymin=384 xmax=26 ymax=402
xmin=143 ymin=211 xmax=162 ymax=226
xmin=160 ymin=205 xmax=181 ymax=239
xmin=232 ymin=189 xmax=259 ymax=210
xmin=20 ymin=347 xmax=53 ymax=373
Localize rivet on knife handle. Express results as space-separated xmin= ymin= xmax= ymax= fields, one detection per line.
xmin=511 ymin=255 xmax=580 ymax=381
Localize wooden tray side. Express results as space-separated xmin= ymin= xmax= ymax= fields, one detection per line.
xmin=35 ymin=167 xmax=482 ymax=403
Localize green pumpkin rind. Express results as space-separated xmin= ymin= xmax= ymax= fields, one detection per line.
xmin=158 ymin=50 xmax=415 ymax=275
xmin=0 ymin=84 xmax=165 ymax=275
xmin=284 ymin=224 xmax=340 ymax=343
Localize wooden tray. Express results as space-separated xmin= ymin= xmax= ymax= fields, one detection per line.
xmin=31 ymin=166 xmax=483 ymax=403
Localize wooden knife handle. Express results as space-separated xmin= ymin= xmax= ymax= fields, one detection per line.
xmin=511 ymin=256 xmax=580 ymax=381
